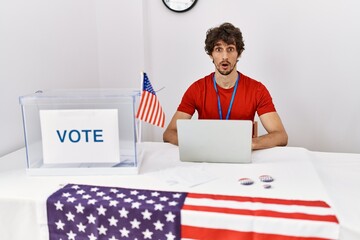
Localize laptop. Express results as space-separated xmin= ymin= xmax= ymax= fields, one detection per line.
xmin=177 ymin=119 xmax=252 ymax=163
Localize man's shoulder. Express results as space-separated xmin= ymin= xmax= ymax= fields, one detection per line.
xmin=196 ymin=72 xmax=213 ymax=82
xmin=239 ymin=72 xmax=265 ymax=88
xmin=190 ymin=72 xmax=214 ymax=88
xmin=240 ymin=72 xmax=259 ymax=83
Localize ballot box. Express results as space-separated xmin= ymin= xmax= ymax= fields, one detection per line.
xmin=19 ymin=89 xmax=141 ymax=175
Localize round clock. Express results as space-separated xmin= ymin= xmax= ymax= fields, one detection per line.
xmin=162 ymin=0 xmax=198 ymax=13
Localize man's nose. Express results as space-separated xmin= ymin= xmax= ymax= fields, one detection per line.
xmin=221 ymin=52 xmax=228 ymax=60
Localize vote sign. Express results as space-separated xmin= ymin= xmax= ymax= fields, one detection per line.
xmin=40 ymin=109 xmax=120 ymax=165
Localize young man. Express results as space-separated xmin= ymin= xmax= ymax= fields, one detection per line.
xmin=163 ymin=22 xmax=288 ymax=150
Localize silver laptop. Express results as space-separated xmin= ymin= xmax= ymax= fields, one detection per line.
xmin=177 ymin=119 xmax=252 ymax=163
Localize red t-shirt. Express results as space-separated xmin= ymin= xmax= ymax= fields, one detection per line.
xmin=177 ymin=72 xmax=276 ymax=120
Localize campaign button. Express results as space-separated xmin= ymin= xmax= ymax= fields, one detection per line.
xmin=259 ymin=175 xmax=274 ymax=182
xmin=239 ymin=178 xmax=254 ymax=185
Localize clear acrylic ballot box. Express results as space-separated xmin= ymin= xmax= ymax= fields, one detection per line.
xmin=19 ymin=89 xmax=141 ymax=175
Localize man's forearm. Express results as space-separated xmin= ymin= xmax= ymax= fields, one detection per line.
xmin=252 ymin=131 xmax=288 ymax=150
xmin=163 ymin=129 xmax=179 ymax=146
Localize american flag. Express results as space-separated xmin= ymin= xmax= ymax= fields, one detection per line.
xmin=136 ymin=72 xmax=165 ymax=128
xmin=47 ymin=184 xmax=339 ymax=240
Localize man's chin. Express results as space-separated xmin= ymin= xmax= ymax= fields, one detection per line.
xmin=215 ymin=64 xmax=236 ymax=76
xmin=218 ymin=69 xmax=233 ymax=76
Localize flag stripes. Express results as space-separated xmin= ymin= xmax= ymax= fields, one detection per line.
xmin=181 ymin=192 xmax=339 ymax=240
xmin=184 ymin=196 xmax=335 ymax=216
xmin=136 ymin=72 xmax=165 ymax=128
xmin=181 ymin=225 xmax=332 ymax=240
xmin=187 ymin=192 xmax=331 ymax=208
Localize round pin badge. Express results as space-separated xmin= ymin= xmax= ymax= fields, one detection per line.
xmin=263 ymin=184 xmax=272 ymax=189
xmin=259 ymin=175 xmax=274 ymax=183
xmin=239 ymin=178 xmax=254 ymax=185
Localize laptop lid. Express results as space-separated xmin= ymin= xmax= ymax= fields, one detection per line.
xmin=177 ymin=119 xmax=252 ymax=163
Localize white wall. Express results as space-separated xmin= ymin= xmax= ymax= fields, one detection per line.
xmin=0 ymin=0 xmax=143 ymax=157
xmin=1 ymin=0 xmax=360 ymax=157
xmin=93 ymin=1 xmax=144 ymax=88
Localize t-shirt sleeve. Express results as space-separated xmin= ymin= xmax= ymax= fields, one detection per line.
xmin=177 ymin=82 xmax=198 ymax=116
xmin=256 ymin=83 xmax=276 ymax=116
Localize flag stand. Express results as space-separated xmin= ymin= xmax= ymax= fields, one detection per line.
xmin=137 ymin=71 xmax=144 ymax=143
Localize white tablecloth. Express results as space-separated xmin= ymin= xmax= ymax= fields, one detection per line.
xmin=0 ymin=142 xmax=359 ymax=239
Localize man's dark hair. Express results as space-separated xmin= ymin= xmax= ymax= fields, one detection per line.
xmin=204 ymin=22 xmax=245 ymax=57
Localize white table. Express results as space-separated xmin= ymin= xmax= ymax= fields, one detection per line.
xmin=310 ymin=151 xmax=360 ymax=240
xmin=0 ymin=143 xmax=359 ymax=239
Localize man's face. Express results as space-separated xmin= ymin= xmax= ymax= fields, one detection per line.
xmin=211 ymin=40 xmax=239 ymax=76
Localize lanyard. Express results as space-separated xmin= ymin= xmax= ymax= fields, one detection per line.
xmin=213 ymin=73 xmax=240 ymax=120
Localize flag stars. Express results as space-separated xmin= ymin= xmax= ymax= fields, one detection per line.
xmin=130 ymin=218 xmax=141 ymax=229
xmin=66 ymin=211 xmax=75 ymax=222
xmin=97 ymin=205 xmax=107 ymax=215
xmin=66 ymin=230 xmax=76 ymax=240
xmin=141 ymin=209 xmax=152 ymax=220
xmin=165 ymin=232 xmax=176 ymax=240
xmin=96 ymin=191 xmax=106 ymax=197
xmin=87 ymin=214 xmax=97 ymax=224
xmin=77 ymin=222 xmax=87 ymax=232
xmin=168 ymin=201 xmax=178 ymax=206
xmin=160 ymin=196 xmax=169 ymax=202
xmin=103 ymin=196 xmax=112 ymax=201
xmin=97 ymin=225 xmax=108 ymax=235
xmin=49 ymin=185 xmax=188 ymax=240
xmin=88 ymin=199 xmax=97 ymax=205
xmin=154 ymin=203 xmax=164 ymax=211
xmin=131 ymin=201 xmax=141 ymax=209
xmin=109 ymin=200 xmax=119 ymax=207
xmin=116 ymin=193 xmax=126 ymax=198
xmin=67 ymin=197 xmax=76 ymax=203
xmin=82 ymin=194 xmax=91 ymax=199
xmin=110 ymin=188 xmax=119 ymax=193
xmin=142 ymin=229 xmax=153 ymax=239
xmin=76 ymin=189 xmax=85 ymax=195
xmin=55 ymin=219 xmax=65 ymax=230
xmin=130 ymin=190 xmax=139 ymax=195
xmin=138 ymin=194 xmax=147 ymax=200
xmin=124 ymin=198 xmax=133 ymax=203
xmin=146 ymin=199 xmax=155 ymax=204
xmin=119 ymin=227 xmax=130 ymax=237
xmin=118 ymin=207 xmax=129 ymax=218
xmin=88 ymin=233 xmax=97 ymax=240
xmin=62 ymin=192 xmax=71 ymax=198
xmin=151 ymin=192 xmax=160 ymax=197
xmin=54 ymin=200 xmax=64 ymax=211
xmin=165 ymin=212 xmax=176 ymax=222
xmin=108 ymin=216 xmax=118 ymax=226
xmin=153 ymin=220 xmax=164 ymax=231
xmin=75 ymin=203 xmax=85 ymax=213
xmin=173 ymin=193 xmax=182 ymax=198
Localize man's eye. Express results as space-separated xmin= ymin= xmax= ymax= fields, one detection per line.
xmin=215 ymin=48 xmax=222 ymax=52
xmin=228 ymin=48 xmax=235 ymax=52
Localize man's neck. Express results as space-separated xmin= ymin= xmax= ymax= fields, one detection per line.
xmin=214 ymin=71 xmax=239 ymax=89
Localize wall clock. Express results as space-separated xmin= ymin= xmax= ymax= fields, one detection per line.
xmin=162 ymin=0 xmax=198 ymax=13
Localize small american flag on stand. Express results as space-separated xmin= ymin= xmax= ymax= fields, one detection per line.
xmin=136 ymin=72 xmax=165 ymax=128
xmin=47 ymin=184 xmax=339 ymax=240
